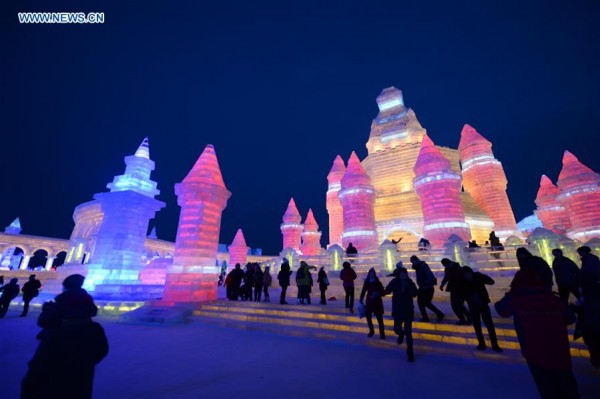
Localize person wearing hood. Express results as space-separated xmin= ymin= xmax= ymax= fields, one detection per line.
xmin=340 ymin=261 xmax=358 ymax=313
xmin=0 ymin=278 xmax=20 ymax=318
xmin=384 ymin=264 xmax=418 ymax=362
xmin=296 ymin=261 xmax=316 ymax=305
xmin=515 ymin=247 xmax=553 ymax=291
xmin=277 ymin=259 xmax=292 ymax=305
xmin=410 ymin=255 xmax=444 ymax=322
xmin=359 ymin=268 xmax=386 ymax=339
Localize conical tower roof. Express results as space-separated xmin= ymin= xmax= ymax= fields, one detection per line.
xmin=182 ymin=144 xmax=227 ymax=189
xmin=458 ymin=124 xmax=492 ymax=153
xmin=414 ymin=134 xmax=451 ymax=175
xmin=303 ymin=209 xmax=319 ymax=231
xmin=148 ymin=226 xmax=158 ymax=239
xmin=134 ymin=137 xmax=150 ymax=159
xmin=557 ymin=151 xmax=600 ymax=190
xmin=230 ymin=228 xmax=248 ymax=248
xmin=327 ymin=155 xmax=346 ymax=185
xmin=4 ymin=217 xmax=22 ymax=234
xmin=282 ymin=198 xmax=301 ymax=223
xmin=341 ymin=152 xmax=372 ymax=189
xmin=535 ymin=175 xmax=560 ymax=207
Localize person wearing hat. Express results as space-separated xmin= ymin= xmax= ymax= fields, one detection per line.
xmin=20 ymin=274 xmax=42 ymax=317
xmin=0 ymin=278 xmax=19 ymax=318
xmin=384 ymin=265 xmax=418 ymax=362
xmin=359 ymin=268 xmax=386 ymax=339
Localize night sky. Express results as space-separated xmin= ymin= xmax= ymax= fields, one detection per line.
xmin=1 ymin=1 xmax=598 ymax=255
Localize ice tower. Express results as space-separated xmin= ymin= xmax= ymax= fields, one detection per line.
xmin=163 ymin=144 xmax=231 ymax=302
xmin=326 ymin=155 xmax=345 ymax=247
xmin=534 ymin=175 xmax=571 ymax=235
xmin=280 ymin=198 xmax=303 ymax=251
xmin=340 ymin=152 xmax=378 ymax=251
xmin=414 ymin=135 xmax=471 ymax=245
xmin=228 ymin=229 xmax=249 ymax=268
xmin=85 ymin=137 xmax=166 ymax=294
xmin=556 ymin=151 xmax=600 ymax=241
xmin=458 ymin=124 xmax=519 ymax=239
xmin=4 ymin=218 xmax=22 ymax=234
xmin=300 ymin=209 xmax=322 ymax=255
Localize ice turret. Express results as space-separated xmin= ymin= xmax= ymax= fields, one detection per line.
xmin=556 ymin=151 xmax=600 ymax=241
xmin=86 ymin=138 xmax=165 ymax=295
xmin=280 ymin=198 xmax=303 ymax=251
xmin=414 ymin=135 xmax=470 ymax=246
xmin=300 ymin=209 xmax=322 ymax=256
xmin=163 ymin=144 xmax=231 ymax=302
xmin=339 ymin=152 xmax=378 ymax=251
xmin=326 ymin=155 xmax=345 ymax=246
xmin=534 ymin=175 xmax=571 ymax=235
xmin=228 ymin=229 xmax=249 ymax=268
xmin=458 ymin=124 xmax=519 ymax=238
xmin=4 ymin=217 xmax=22 ymax=234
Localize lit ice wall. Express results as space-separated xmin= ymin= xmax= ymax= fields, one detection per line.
xmin=66 ymin=201 xmax=103 ymax=264
xmin=163 ymin=144 xmax=231 ymax=302
xmin=414 ymin=135 xmax=471 ymax=245
xmin=534 ymin=175 xmax=571 ymax=235
xmin=300 ymin=209 xmax=322 ymax=256
xmin=340 ymin=152 xmax=378 ymax=251
xmin=326 ymin=155 xmax=345 ymax=247
xmin=557 ymin=151 xmax=600 ymax=241
xmin=280 ymin=198 xmax=303 ymax=251
xmin=228 ymin=228 xmax=248 ymax=268
xmin=86 ymin=138 xmax=165 ymax=290
xmin=458 ymin=124 xmax=519 ymax=238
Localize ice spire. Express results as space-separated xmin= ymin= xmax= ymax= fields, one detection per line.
xmin=300 ymin=209 xmax=322 ymax=256
xmin=228 ymin=228 xmax=249 ymax=267
xmin=326 ymin=155 xmax=346 ymax=246
xmin=534 ymin=175 xmax=571 ymax=235
xmin=107 ymin=136 xmax=159 ymax=198
xmin=4 ymin=217 xmax=22 ymax=234
xmin=281 ymin=198 xmax=303 ymax=251
xmin=134 ymin=137 xmax=150 ymax=159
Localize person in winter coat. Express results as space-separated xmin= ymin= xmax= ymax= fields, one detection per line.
xmin=262 ymin=266 xmax=272 ymax=302
xmin=317 ymin=266 xmax=329 ymax=305
xmin=360 ymin=268 xmax=386 ymax=339
xmin=552 ymin=249 xmax=581 ymax=303
xmin=244 ymin=263 xmax=255 ymax=301
xmin=576 ymin=246 xmax=600 ymax=297
xmin=21 ymin=274 xmax=109 ymax=399
xmin=340 ymin=261 xmax=358 ymax=313
xmin=461 ymin=266 xmax=502 ymax=352
xmin=0 ymin=278 xmax=20 ymax=318
xmin=440 ymin=258 xmax=471 ymax=325
xmin=384 ymin=264 xmax=418 ymax=362
xmin=229 ymin=263 xmax=245 ymax=301
xmin=20 ymin=274 xmax=42 ymax=317
xmin=277 ymin=259 xmax=292 ymax=305
xmin=496 ymin=268 xmax=579 ymax=399
xmin=575 ymin=246 xmax=600 ymax=368
xmin=515 ymin=247 xmax=553 ymax=291
xmin=345 ymin=242 xmax=358 ymax=258
xmin=296 ymin=261 xmax=316 ymax=305
xmin=254 ymin=264 xmax=264 ymax=302
xmin=410 ymin=255 xmax=444 ymax=322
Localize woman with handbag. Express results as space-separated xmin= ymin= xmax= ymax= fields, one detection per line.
xmin=317 ymin=266 xmax=329 ymax=305
xmin=359 ymin=268 xmax=386 ymax=339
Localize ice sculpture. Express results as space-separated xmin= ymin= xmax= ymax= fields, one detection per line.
xmin=326 ymin=155 xmax=345 ymax=247
xmin=228 ymin=228 xmax=248 ymax=268
xmin=414 ymin=135 xmax=471 ymax=246
xmin=163 ymin=144 xmax=231 ymax=302
xmin=65 ymin=201 xmax=103 ymax=264
xmin=557 ymin=151 xmax=600 ymax=241
xmin=85 ymin=137 xmax=165 ymax=293
xmin=458 ymin=124 xmax=519 ymax=239
xmin=534 ymin=175 xmax=571 ymax=235
xmin=339 ymin=151 xmax=378 ymax=251
xmin=4 ymin=217 xmax=22 ymax=234
xmin=280 ymin=198 xmax=303 ymax=251
xmin=300 ymin=209 xmax=322 ymax=256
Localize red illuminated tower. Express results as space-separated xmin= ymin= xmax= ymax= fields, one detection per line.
xmin=556 ymin=151 xmax=600 ymax=241
xmin=300 ymin=209 xmax=322 ymax=256
xmin=163 ymin=144 xmax=231 ymax=302
xmin=280 ymin=198 xmax=303 ymax=251
xmin=414 ymin=135 xmax=471 ymax=246
xmin=458 ymin=124 xmax=518 ymax=239
xmin=534 ymin=175 xmax=571 ymax=235
xmin=339 ymin=152 xmax=378 ymax=251
xmin=326 ymin=155 xmax=346 ymax=247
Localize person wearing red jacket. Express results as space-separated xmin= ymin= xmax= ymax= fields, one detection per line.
xmin=339 ymin=261 xmax=357 ymax=313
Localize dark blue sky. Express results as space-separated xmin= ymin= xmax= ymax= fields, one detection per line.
xmin=1 ymin=1 xmax=598 ymax=255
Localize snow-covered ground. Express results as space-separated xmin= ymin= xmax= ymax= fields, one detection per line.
xmin=1 ymin=304 xmax=599 ymax=399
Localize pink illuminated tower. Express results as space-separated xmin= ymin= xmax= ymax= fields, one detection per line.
xmin=326 ymin=155 xmax=346 ymax=247
xmin=458 ymin=124 xmax=519 ymax=238
xmin=339 ymin=152 xmax=378 ymax=251
xmin=556 ymin=151 xmax=600 ymax=241
xmin=163 ymin=144 xmax=231 ymax=303
xmin=534 ymin=175 xmax=571 ymax=235
xmin=228 ymin=229 xmax=249 ymax=267
xmin=300 ymin=209 xmax=322 ymax=255
xmin=414 ymin=135 xmax=471 ymax=246
xmin=280 ymin=198 xmax=303 ymax=251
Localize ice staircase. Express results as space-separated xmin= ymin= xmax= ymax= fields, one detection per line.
xmin=192 ymin=299 xmax=590 ymax=361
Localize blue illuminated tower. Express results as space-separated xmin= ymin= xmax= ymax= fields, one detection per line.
xmin=85 ymin=137 xmax=165 ymax=298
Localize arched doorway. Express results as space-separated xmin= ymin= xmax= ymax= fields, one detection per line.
xmin=384 ymin=226 xmax=421 ymax=249
xmin=28 ymin=249 xmax=49 ymax=270
xmin=0 ymin=246 xmax=26 ymax=270
xmin=53 ymin=251 xmax=67 ymax=269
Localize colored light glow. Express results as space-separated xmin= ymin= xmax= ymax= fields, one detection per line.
xmin=381 ymin=130 xmax=408 ymax=143
xmin=342 ymin=230 xmax=377 ymax=238
xmin=379 ymin=98 xmax=404 ymax=111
